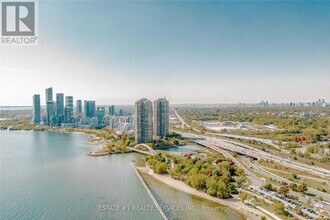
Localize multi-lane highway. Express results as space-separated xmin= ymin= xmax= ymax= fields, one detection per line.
xmin=206 ymin=132 xmax=281 ymax=150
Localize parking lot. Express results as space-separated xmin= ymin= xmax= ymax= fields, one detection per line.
xmin=249 ymin=187 xmax=323 ymax=219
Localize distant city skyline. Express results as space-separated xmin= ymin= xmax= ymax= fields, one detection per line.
xmin=1 ymin=1 xmax=330 ymax=106
xmin=2 ymin=94 xmax=329 ymax=107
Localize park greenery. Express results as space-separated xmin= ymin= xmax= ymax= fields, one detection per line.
xmin=155 ymin=132 xmax=189 ymax=147
xmin=0 ymin=109 xmax=33 ymax=120
xmin=263 ymin=182 xmax=307 ymax=194
xmin=146 ymin=152 xmax=246 ymax=199
xmin=106 ymin=132 xmax=189 ymax=153
xmin=0 ymin=119 xmax=47 ymax=131
xmin=273 ymin=201 xmax=289 ymax=217
xmin=106 ymin=134 xmax=136 ymax=153
xmin=258 ymin=158 xmax=330 ymax=193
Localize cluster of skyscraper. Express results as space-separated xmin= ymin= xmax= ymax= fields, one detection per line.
xmin=33 ymin=89 xmax=169 ymax=141
xmin=32 ymin=87 xmax=113 ymax=128
xmin=259 ymin=100 xmax=269 ymax=107
xmin=135 ymin=98 xmax=169 ymax=144
xmin=32 ymin=87 xmax=78 ymax=126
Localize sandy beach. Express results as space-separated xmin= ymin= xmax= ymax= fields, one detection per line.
xmin=136 ymin=166 xmax=268 ymax=220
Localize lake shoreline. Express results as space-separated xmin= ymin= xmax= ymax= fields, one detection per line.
xmin=135 ymin=165 xmax=266 ymax=220
xmin=49 ymin=129 xmax=108 ymax=152
xmin=0 ymin=130 xmax=163 ymax=220
xmin=2 ymin=129 xmax=252 ymax=219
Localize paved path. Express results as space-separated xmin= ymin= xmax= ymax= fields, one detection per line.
xmin=130 ymin=162 xmax=168 ymax=220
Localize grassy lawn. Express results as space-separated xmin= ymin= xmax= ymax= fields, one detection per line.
xmin=291 ymin=155 xmax=330 ymax=170
xmin=259 ymin=160 xmax=329 ymax=194
xmin=259 ymin=160 xmax=324 ymax=179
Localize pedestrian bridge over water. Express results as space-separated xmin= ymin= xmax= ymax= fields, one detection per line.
xmin=129 ymin=144 xmax=157 ymax=156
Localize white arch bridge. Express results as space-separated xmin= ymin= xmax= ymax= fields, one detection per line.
xmin=129 ymin=144 xmax=157 ymax=156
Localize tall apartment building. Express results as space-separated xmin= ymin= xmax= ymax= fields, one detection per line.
xmin=96 ymin=106 xmax=105 ymax=124
xmin=45 ymin=87 xmax=54 ymax=125
xmin=85 ymin=101 xmax=96 ymax=118
xmin=32 ymin=94 xmax=41 ymax=124
xmin=154 ymin=98 xmax=169 ymax=137
xmin=56 ymin=93 xmax=64 ymax=124
xmin=108 ymin=105 xmax=115 ymax=116
xmin=46 ymin=101 xmax=56 ymax=126
xmin=56 ymin=93 xmax=64 ymax=115
xmin=76 ymin=100 xmax=82 ymax=117
xmin=65 ymin=96 xmax=73 ymax=123
xmin=84 ymin=100 xmax=88 ymax=116
xmin=135 ymin=98 xmax=153 ymax=144
xmin=119 ymin=108 xmax=124 ymax=116
xmin=46 ymin=87 xmax=53 ymax=102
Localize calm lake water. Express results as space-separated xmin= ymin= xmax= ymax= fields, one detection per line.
xmin=0 ymin=130 xmax=243 ymax=220
xmin=155 ymin=144 xmax=204 ymax=155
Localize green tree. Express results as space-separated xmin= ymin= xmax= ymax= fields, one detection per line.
xmin=238 ymin=192 xmax=248 ymax=203
xmin=206 ymin=187 xmax=217 ymax=197
xmin=263 ymin=183 xmax=273 ymax=191
xmin=236 ymin=167 xmax=245 ymax=176
xmin=189 ymin=174 xmax=207 ymax=190
xmin=274 ymin=202 xmax=286 ymax=215
xmin=216 ymin=181 xmax=231 ymax=199
xmin=155 ymin=162 xmax=167 ymax=174
xmin=236 ymin=176 xmax=246 ymax=186
xmin=206 ymin=178 xmax=218 ymax=189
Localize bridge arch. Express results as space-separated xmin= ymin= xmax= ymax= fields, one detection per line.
xmin=131 ymin=144 xmax=157 ymax=156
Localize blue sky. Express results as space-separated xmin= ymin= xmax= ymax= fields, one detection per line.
xmin=1 ymin=1 xmax=330 ymax=105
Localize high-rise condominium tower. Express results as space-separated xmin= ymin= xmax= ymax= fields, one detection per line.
xmin=76 ymin=100 xmax=82 ymax=117
xmin=96 ymin=106 xmax=105 ymax=124
xmin=84 ymin=101 xmax=96 ymax=118
xmin=84 ymin=100 xmax=88 ymax=116
xmin=65 ymin=96 xmax=73 ymax=123
xmin=135 ymin=98 xmax=153 ymax=144
xmin=154 ymin=98 xmax=169 ymax=138
xmin=45 ymin=87 xmax=54 ymax=125
xmin=32 ymin=94 xmax=41 ymax=124
xmin=56 ymin=93 xmax=64 ymax=124
xmin=119 ymin=109 xmax=124 ymax=116
xmin=46 ymin=101 xmax=56 ymax=126
xmin=108 ymin=105 xmax=115 ymax=116
xmin=46 ymin=87 xmax=53 ymax=102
